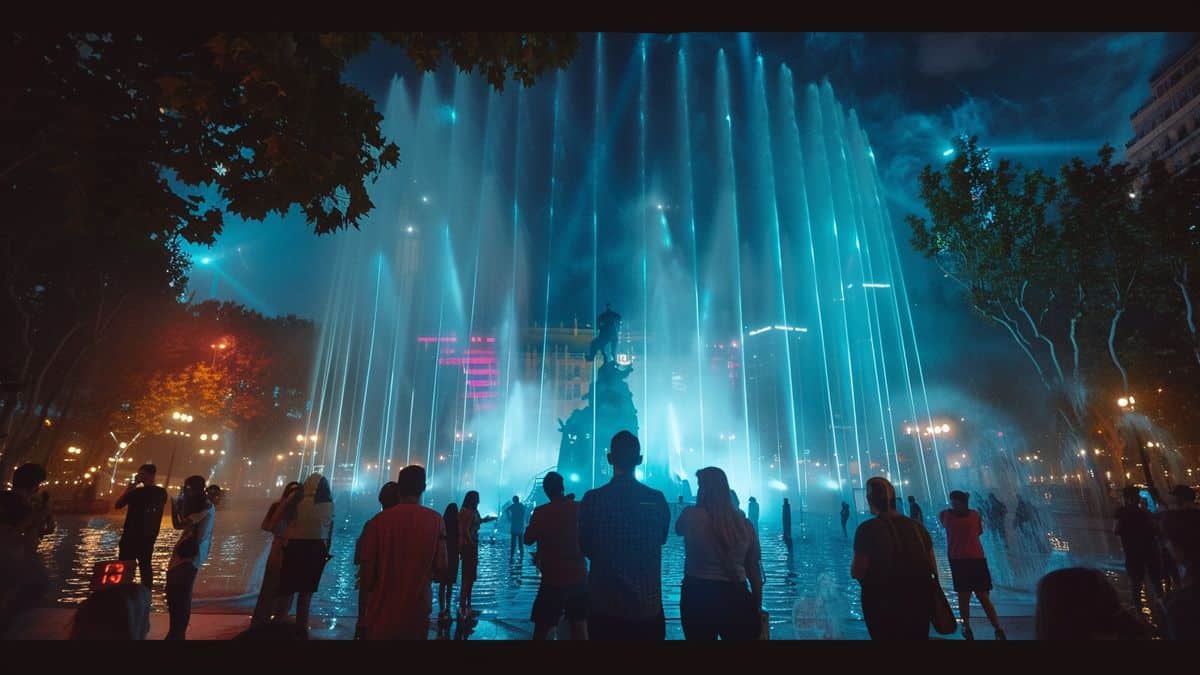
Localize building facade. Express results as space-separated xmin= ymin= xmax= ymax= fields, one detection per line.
xmin=1126 ymin=40 xmax=1200 ymax=177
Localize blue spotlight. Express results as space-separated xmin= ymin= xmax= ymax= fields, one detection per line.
xmin=569 ymin=473 xmax=580 ymax=483
xmin=942 ymin=148 xmax=955 ymax=157
xmin=768 ymin=479 xmax=788 ymax=491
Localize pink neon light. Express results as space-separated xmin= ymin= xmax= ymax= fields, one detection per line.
xmin=466 ymin=379 xmax=496 ymax=387
xmin=465 ymin=368 xmax=499 ymax=376
xmin=417 ymin=336 xmax=457 ymax=343
xmin=486 ymin=337 xmax=496 ymax=343
xmin=466 ymin=391 xmax=497 ymax=399
xmin=438 ymin=357 xmax=497 ymax=365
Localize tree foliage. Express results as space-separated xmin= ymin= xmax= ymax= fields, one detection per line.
xmin=0 ymin=31 xmax=574 ymax=481
xmin=907 ymin=135 xmax=1200 ymax=459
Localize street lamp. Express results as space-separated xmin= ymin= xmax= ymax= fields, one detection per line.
xmin=295 ymin=433 xmax=317 ymax=478
xmin=163 ymin=412 xmax=193 ymax=489
xmin=210 ymin=341 xmax=228 ymax=367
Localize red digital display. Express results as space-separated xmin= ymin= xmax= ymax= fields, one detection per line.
xmin=90 ymin=560 xmax=135 ymax=590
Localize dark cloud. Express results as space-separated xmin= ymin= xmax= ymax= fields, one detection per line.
xmin=915 ymin=33 xmax=1034 ymax=77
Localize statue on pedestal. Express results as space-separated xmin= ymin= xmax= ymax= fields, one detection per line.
xmin=557 ymin=303 xmax=639 ymax=488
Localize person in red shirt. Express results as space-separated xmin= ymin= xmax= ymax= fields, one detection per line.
xmin=358 ymin=465 xmax=448 ymax=640
xmin=939 ymin=490 xmax=1006 ymax=640
xmin=524 ymin=471 xmax=588 ymax=640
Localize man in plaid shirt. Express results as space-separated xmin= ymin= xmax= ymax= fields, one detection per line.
xmin=579 ymin=431 xmax=671 ymax=640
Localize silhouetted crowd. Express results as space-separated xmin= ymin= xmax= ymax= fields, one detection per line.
xmin=2 ymin=430 xmax=1198 ymax=641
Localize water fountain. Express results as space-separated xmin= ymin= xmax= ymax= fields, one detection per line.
xmin=299 ymin=34 xmax=951 ymax=529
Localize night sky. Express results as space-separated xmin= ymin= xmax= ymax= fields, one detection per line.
xmin=183 ymin=32 xmax=1197 ymax=430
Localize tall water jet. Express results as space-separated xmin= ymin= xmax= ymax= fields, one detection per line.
xmin=300 ymin=34 xmax=951 ymax=525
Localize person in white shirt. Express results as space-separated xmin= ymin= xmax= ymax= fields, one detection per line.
xmin=165 ymin=475 xmax=215 ymax=640
xmin=269 ymin=473 xmax=334 ymax=633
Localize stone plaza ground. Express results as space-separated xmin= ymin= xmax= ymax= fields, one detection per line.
xmin=12 ymin=498 xmax=1133 ymax=639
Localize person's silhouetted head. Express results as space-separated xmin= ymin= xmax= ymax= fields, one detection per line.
xmin=949 ymin=490 xmax=969 ymax=513
xmin=206 ymin=485 xmax=222 ymax=504
xmin=232 ymin=622 xmax=310 ymax=640
xmin=783 ymin=498 xmax=790 ymax=506
xmin=841 ymin=502 xmax=849 ymax=510
xmin=866 ymin=477 xmax=896 ymax=515
xmin=462 ymin=490 xmax=481 ymax=510
xmin=907 ymin=495 xmax=916 ymax=503
xmin=279 ymin=481 xmax=301 ymax=501
xmin=543 ymin=472 xmax=565 ymax=500
xmin=70 ymin=584 xmax=151 ymax=640
xmin=443 ymin=503 xmax=459 ymax=530
xmin=608 ymin=431 xmax=642 ymax=473
xmin=12 ymin=463 xmax=47 ymax=494
xmin=378 ymin=481 xmax=399 ymax=509
xmin=396 ymin=466 xmax=426 ymax=498
xmin=309 ymin=474 xmax=332 ymax=504
xmin=512 ymin=495 xmax=520 ymax=504
xmin=1122 ymin=486 xmax=1141 ymax=506
xmin=182 ymin=475 xmax=209 ymax=513
xmin=1035 ymin=567 xmax=1150 ymax=640
xmin=137 ymin=464 xmax=157 ymax=479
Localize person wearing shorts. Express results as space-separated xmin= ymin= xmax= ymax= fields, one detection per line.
xmin=940 ymin=490 xmax=1006 ymax=640
xmin=525 ymin=472 xmax=588 ymax=639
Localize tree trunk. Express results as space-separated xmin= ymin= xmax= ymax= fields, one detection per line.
xmin=1108 ymin=307 xmax=1129 ymax=393
xmin=1174 ymin=272 xmax=1200 ymax=367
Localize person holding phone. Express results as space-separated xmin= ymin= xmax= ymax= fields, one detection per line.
xmin=165 ymin=475 xmax=215 ymax=639
xmin=114 ymin=464 xmax=167 ymax=589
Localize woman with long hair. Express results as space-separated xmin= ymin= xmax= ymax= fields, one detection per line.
xmin=675 ymin=467 xmax=762 ymax=640
xmin=273 ymin=473 xmax=334 ymax=633
xmin=165 ymin=475 xmax=215 ymax=639
xmin=1035 ymin=567 xmax=1151 ymax=639
xmin=439 ymin=502 xmax=460 ymax=624
xmin=251 ymin=481 xmax=301 ymax=626
xmin=457 ymin=490 xmax=496 ymax=621
xmin=850 ymin=476 xmax=937 ymax=640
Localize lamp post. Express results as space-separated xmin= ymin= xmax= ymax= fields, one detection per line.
xmin=210 ymin=341 xmax=228 ymax=367
xmin=296 ymin=434 xmax=317 ymax=479
xmin=107 ymin=432 xmax=141 ymax=493
xmin=163 ymin=411 xmax=193 ymax=490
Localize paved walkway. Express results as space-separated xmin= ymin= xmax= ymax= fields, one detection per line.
xmin=7 ymin=605 xmax=1035 ymax=640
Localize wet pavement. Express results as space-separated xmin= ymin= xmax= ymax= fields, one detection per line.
xmin=32 ymin=500 xmax=1125 ymax=639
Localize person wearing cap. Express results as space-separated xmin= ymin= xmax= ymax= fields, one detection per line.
xmin=939 ymin=490 xmax=1006 ymax=640
xmin=850 ymin=476 xmax=936 ymax=640
xmin=578 ymin=431 xmax=671 ymax=640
